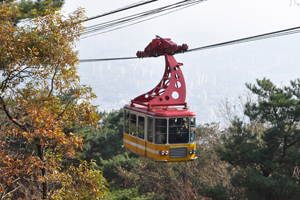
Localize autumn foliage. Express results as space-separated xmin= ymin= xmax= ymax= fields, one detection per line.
xmin=0 ymin=3 xmax=107 ymax=199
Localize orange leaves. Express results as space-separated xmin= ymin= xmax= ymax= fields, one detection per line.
xmin=0 ymin=3 xmax=102 ymax=199
xmin=0 ymin=152 xmax=41 ymax=183
xmin=5 ymin=129 xmax=19 ymax=136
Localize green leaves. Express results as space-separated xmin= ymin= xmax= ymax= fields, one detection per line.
xmin=218 ymin=78 xmax=300 ymax=200
xmin=8 ymin=0 xmax=65 ymax=23
xmin=245 ymin=78 xmax=300 ymax=125
xmin=49 ymin=159 xmax=109 ymax=199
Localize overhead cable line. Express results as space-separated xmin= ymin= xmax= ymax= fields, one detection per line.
xmin=81 ymin=0 xmax=207 ymax=39
xmin=79 ymin=25 xmax=300 ymax=63
xmin=82 ymin=0 xmax=202 ymax=35
xmin=84 ymin=0 xmax=158 ymax=22
xmin=81 ymin=0 xmax=204 ymax=39
xmin=79 ymin=56 xmax=139 ymax=63
xmin=187 ymin=25 xmax=300 ymax=52
xmin=83 ymin=0 xmax=205 ymax=36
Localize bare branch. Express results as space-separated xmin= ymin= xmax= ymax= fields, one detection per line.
xmin=218 ymin=91 xmax=254 ymax=126
xmin=0 ymin=96 xmax=29 ymax=132
xmin=293 ymin=166 xmax=300 ymax=178
xmin=48 ymin=62 xmax=60 ymax=98
xmin=1 ymin=184 xmax=22 ymax=200
xmin=57 ymin=100 xmax=72 ymax=119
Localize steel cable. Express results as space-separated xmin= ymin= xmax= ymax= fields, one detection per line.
xmin=82 ymin=0 xmax=206 ymax=38
xmin=81 ymin=0 xmax=205 ymax=39
xmin=83 ymin=0 xmax=201 ymax=35
xmin=79 ymin=26 xmax=300 ymax=63
xmin=84 ymin=0 xmax=158 ymax=22
xmin=187 ymin=26 xmax=300 ymax=52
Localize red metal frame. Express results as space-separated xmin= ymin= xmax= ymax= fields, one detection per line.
xmin=132 ymin=54 xmax=187 ymax=109
xmin=136 ymin=36 xmax=188 ymax=58
xmin=132 ymin=37 xmax=191 ymax=110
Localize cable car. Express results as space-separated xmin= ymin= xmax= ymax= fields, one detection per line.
xmin=123 ymin=36 xmax=197 ymax=162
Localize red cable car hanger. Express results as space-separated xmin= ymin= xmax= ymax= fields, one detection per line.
xmin=123 ymin=36 xmax=197 ymax=163
xmin=132 ymin=36 xmax=188 ymax=110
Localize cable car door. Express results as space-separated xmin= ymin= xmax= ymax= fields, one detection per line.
xmin=128 ymin=113 xmax=138 ymax=153
xmin=146 ymin=117 xmax=154 ymax=158
xmin=137 ymin=115 xmax=146 ymax=156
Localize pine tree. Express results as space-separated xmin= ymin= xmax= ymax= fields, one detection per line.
xmin=217 ymin=78 xmax=300 ymax=200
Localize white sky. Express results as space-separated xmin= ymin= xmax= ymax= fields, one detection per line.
xmin=61 ymin=0 xmax=300 ymax=45
xmin=59 ymin=0 xmax=300 ymax=122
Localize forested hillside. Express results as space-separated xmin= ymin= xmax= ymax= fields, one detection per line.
xmin=73 ymin=110 xmax=231 ymax=199
xmin=73 ymin=78 xmax=300 ymax=200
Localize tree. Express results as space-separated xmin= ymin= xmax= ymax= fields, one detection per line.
xmin=83 ymin=109 xmax=125 ymax=161
xmin=87 ymin=112 xmax=233 ymax=199
xmin=0 ymin=3 xmax=107 ymax=199
xmin=217 ymin=78 xmax=300 ymax=200
xmin=48 ymin=160 xmax=108 ymax=199
xmin=1 ymin=0 xmax=65 ymax=23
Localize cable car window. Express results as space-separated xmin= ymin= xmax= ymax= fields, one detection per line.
xmin=130 ymin=113 xmax=137 ymax=136
xmin=155 ymin=118 xmax=167 ymax=144
xmin=168 ymin=117 xmax=189 ymax=144
xmin=138 ymin=116 xmax=145 ymax=139
xmin=124 ymin=110 xmax=129 ymax=134
xmin=190 ymin=117 xmax=196 ymax=143
xmin=147 ymin=117 xmax=153 ymax=143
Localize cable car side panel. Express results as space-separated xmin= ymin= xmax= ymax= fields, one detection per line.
xmin=123 ymin=135 xmax=197 ymax=162
xmin=123 ymin=108 xmax=197 ymax=162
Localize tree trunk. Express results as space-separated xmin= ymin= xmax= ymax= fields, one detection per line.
xmin=36 ymin=143 xmax=48 ymax=199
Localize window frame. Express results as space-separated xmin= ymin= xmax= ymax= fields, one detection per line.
xmin=147 ymin=117 xmax=154 ymax=143
xmin=138 ymin=116 xmax=145 ymax=139
xmin=168 ymin=117 xmax=190 ymax=144
xmin=190 ymin=117 xmax=196 ymax=143
xmin=154 ymin=118 xmax=167 ymax=144
xmin=129 ymin=113 xmax=137 ymax=136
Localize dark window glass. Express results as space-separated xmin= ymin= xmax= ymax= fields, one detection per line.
xmin=147 ymin=117 xmax=153 ymax=143
xmin=138 ymin=116 xmax=145 ymax=139
xmin=155 ymin=118 xmax=167 ymax=144
xmin=124 ymin=110 xmax=129 ymax=134
xmin=190 ymin=117 xmax=196 ymax=143
xmin=168 ymin=117 xmax=189 ymax=144
xmin=130 ymin=113 xmax=137 ymax=136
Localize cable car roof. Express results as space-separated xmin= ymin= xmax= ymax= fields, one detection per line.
xmin=124 ymin=104 xmax=196 ymax=118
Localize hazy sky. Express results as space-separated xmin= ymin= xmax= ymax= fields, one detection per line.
xmin=59 ymin=0 xmax=300 ymax=122
xmin=61 ymin=0 xmax=300 ymax=50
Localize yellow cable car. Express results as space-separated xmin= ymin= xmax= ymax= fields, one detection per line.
xmin=123 ymin=106 xmax=197 ymax=162
xmin=123 ymin=37 xmax=197 ymax=162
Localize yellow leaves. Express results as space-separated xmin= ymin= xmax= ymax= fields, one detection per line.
xmin=48 ymin=160 xmax=109 ymax=199
xmin=0 ymin=4 xmax=101 ymax=198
